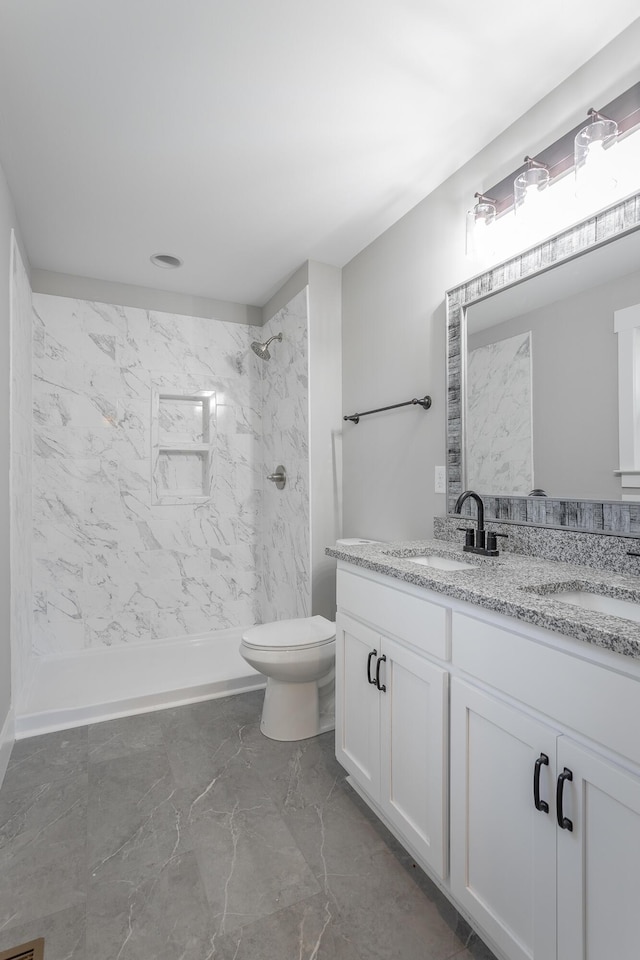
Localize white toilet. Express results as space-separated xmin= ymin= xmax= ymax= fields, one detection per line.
xmin=240 ymin=615 xmax=336 ymax=741
xmin=241 ymin=540 xmax=381 ymax=741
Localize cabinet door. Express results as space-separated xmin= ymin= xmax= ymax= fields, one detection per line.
xmin=378 ymin=635 xmax=448 ymax=879
xmin=556 ymin=739 xmax=640 ymax=960
xmin=335 ymin=613 xmax=381 ymax=798
xmin=450 ymin=680 xmax=557 ymax=960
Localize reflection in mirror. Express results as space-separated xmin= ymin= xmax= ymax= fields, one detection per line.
xmin=466 ymin=330 xmax=533 ymax=494
xmin=464 ymin=230 xmax=640 ymax=502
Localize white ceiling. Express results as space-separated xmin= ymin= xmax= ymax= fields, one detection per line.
xmin=0 ymin=1 xmax=638 ymax=307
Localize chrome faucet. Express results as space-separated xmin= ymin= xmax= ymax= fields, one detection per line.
xmin=454 ymin=490 xmax=507 ymax=557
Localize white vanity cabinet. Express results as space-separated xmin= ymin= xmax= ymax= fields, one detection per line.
xmin=334 ymin=559 xmax=640 ymax=960
xmin=450 ymin=609 xmax=640 ymax=960
xmin=450 ymin=679 xmax=558 ymax=960
xmin=335 ymin=569 xmax=449 ymax=879
xmin=555 ymin=738 xmax=640 ymax=960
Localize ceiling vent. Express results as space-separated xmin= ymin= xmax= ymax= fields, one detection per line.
xmin=150 ymin=253 xmax=183 ymax=269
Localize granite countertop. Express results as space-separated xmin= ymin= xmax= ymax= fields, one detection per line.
xmin=325 ymin=539 xmax=640 ymax=660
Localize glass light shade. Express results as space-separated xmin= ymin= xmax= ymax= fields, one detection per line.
xmin=466 ymin=198 xmax=497 ymax=259
xmin=513 ymin=166 xmax=550 ymax=215
xmin=575 ymin=117 xmax=618 ymax=199
xmin=474 ymin=198 xmax=496 ymax=228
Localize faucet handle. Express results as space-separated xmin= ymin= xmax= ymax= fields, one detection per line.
xmin=486 ymin=531 xmax=508 ymax=553
xmin=457 ymin=526 xmax=475 ymax=548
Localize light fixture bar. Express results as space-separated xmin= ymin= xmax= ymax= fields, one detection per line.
xmin=522 ymin=156 xmax=549 ymax=170
xmin=586 ymin=107 xmax=615 ymax=124
xmin=475 ymin=80 xmax=640 ymax=217
xmin=474 ymin=191 xmax=496 ymax=205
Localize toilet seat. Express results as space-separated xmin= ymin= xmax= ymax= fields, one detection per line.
xmin=242 ymin=637 xmax=334 ymax=654
xmin=242 ymin=615 xmax=335 ymax=652
xmin=239 ymin=614 xmax=336 ymax=741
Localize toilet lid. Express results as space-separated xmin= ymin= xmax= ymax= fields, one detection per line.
xmin=242 ymin=615 xmax=335 ymax=650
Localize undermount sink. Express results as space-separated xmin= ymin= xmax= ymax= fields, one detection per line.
xmin=401 ymin=554 xmax=477 ymax=572
xmin=552 ymin=590 xmax=640 ymax=625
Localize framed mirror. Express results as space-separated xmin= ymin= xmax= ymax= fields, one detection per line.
xmin=446 ymin=191 xmax=640 ymax=534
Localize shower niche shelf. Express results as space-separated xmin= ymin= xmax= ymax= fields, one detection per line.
xmin=151 ymin=390 xmax=216 ymax=504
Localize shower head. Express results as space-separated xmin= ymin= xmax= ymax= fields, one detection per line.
xmin=251 ymin=332 xmax=282 ymax=361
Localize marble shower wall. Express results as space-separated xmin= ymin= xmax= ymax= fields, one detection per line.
xmin=31 ymin=294 xmax=266 ymax=653
xmin=466 ymin=331 xmax=533 ymax=495
xmin=10 ymin=233 xmax=33 ymax=699
xmin=260 ymin=289 xmax=311 ymax=621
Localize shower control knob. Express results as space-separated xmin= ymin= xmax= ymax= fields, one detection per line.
xmin=267 ymin=465 xmax=286 ymax=490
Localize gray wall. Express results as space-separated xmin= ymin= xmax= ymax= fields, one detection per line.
xmin=262 ymin=263 xmax=309 ymax=324
xmin=341 ymin=19 xmax=640 ymax=542
xmin=32 ymin=269 xmax=261 ymax=326
xmin=307 ymin=261 xmax=342 ymax=620
xmin=263 ymin=260 xmax=343 ymax=620
xmin=0 ymin=158 xmax=27 ymax=736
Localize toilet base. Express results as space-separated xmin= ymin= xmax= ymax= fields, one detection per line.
xmin=261 ymin=678 xmax=321 ymax=741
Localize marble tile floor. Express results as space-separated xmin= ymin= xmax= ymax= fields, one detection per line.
xmin=0 ymin=691 xmax=498 ymax=960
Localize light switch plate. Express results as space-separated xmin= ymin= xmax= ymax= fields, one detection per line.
xmin=434 ymin=465 xmax=446 ymax=494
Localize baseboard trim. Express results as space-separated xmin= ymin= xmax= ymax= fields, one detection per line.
xmin=0 ymin=705 xmax=16 ymax=789
xmin=15 ymin=627 xmax=265 ymax=738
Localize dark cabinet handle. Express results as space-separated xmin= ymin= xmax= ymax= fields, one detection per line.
xmin=556 ymin=768 xmax=573 ymax=831
xmin=366 ymin=650 xmax=377 ymax=685
xmin=533 ymin=753 xmax=549 ymax=813
xmin=375 ymin=654 xmax=387 ymax=692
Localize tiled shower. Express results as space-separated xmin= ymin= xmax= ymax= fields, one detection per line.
xmin=22 ymin=283 xmax=310 ymax=678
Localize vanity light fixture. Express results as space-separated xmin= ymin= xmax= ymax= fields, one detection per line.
xmin=464 ymin=80 xmax=640 ymax=266
xmin=513 ymin=156 xmax=550 ymax=215
xmin=513 ymin=156 xmax=551 ymax=246
xmin=574 ymin=107 xmax=618 ymax=199
xmin=473 ymin=192 xmax=497 ymax=227
xmin=465 ymin=192 xmax=497 ymax=257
